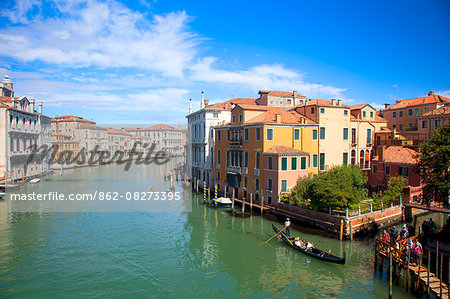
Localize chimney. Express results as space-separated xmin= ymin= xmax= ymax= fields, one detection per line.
xmin=428 ymin=91 xmax=434 ymax=96
xmin=30 ymin=99 xmax=35 ymax=113
xmin=331 ymin=99 xmax=336 ymax=106
xmin=293 ymin=90 xmax=297 ymax=97
xmin=188 ymin=98 xmax=192 ymax=114
xmin=378 ymin=146 xmax=386 ymax=161
xmin=204 ymin=99 xmax=209 ymax=106
xmin=275 ymin=113 xmax=281 ymax=123
xmin=39 ymin=102 xmax=43 ymax=114
xmin=384 ymin=103 xmax=390 ymax=109
xmin=200 ymin=91 xmax=204 ymax=109
xmin=337 ymin=99 xmax=342 ymax=106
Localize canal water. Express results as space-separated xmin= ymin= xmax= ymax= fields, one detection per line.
xmin=0 ymin=161 xmax=415 ymax=298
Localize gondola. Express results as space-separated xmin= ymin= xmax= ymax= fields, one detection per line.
xmin=272 ymin=224 xmax=346 ymax=264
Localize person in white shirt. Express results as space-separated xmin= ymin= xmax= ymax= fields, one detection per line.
xmin=306 ymin=242 xmax=313 ymax=252
xmin=284 ymin=218 xmax=291 ymax=236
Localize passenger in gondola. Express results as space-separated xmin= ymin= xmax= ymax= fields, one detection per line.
xmin=306 ymin=242 xmax=314 ymax=252
xmin=294 ymin=237 xmax=301 ymax=247
xmin=284 ymin=218 xmax=291 ymax=236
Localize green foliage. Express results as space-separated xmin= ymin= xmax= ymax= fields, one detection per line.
xmin=417 ymin=123 xmax=450 ymax=206
xmin=288 ymin=165 xmax=368 ymax=210
xmin=380 ymin=176 xmax=408 ymax=205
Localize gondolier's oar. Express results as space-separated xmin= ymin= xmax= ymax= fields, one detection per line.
xmin=279 ymin=229 xmax=294 ymax=246
xmin=259 ymin=227 xmax=286 ymax=245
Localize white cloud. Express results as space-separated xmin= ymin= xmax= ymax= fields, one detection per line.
xmin=190 ymin=57 xmax=346 ymax=98
xmin=436 ymin=90 xmax=450 ymax=98
xmin=0 ymin=0 xmax=199 ymax=77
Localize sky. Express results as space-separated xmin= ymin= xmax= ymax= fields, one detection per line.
xmin=0 ymin=0 xmax=449 ymax=124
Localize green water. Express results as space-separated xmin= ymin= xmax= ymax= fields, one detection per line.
xmin=0 ymin=161 xmax=415 ymax=298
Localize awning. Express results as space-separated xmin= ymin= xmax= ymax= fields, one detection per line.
xmin=365 ymin=151 xmax=370 ymax=162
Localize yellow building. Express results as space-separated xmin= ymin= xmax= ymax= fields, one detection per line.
xmin=214 ymin=104 xmax=318 ymax=206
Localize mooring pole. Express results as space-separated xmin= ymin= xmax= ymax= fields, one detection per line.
xmin=436 ymin=241 xmax=439 ymax=279
xmin=349 ymin=220 xmax=353 ymax=241
xmin=406 ymin=245 xmax=410 ymax=292
xmin=260 ymin=194 xmax=264 ymax=214
xmin=232 ymin=188 xmax=235 ymax=209
xmin=241 ymin=196 xmax=245 ymax=213
xmin=203 ymin=181 xmax=206 ymax=202
xmin=427 ymin=250 xmax=431 ymax=296
xmin=250 ymin=193 xmax=253 ymax=211
xmin=340 ymin=219 xmax=344 ymax=241
xmin=440 ymin=254 xmax=443 ymax=298
xmin=389 ymin=253 xmax=393 ymax=299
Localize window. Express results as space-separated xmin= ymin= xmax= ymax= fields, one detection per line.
xmin=281 ymin=180 xmax=287 ymax=192
xmin=217 ymin=149 xmax=221 ymax=164
xmin=312 ymin=129 xmax=318 ymax=140
xmin=385 ymin=165 xmax=391 ymax=175
xmin=414 ymin=108 xmax=419 ymax=116
xmin=239 ymin=114 xmax=242 ymax=122
xmin=399 ymin=166 xmax=409 ymax=177
xmin=399 ymin=124 xmax=403 ymax=131
xmin=435 ymin=119 xmax=441 ymax=128
xmin=393 ymin=112 xmax=396 ymax=118
xmin=213 ymin=113 xmax=218 ymax=118
xmin=363 ymin=111 xmax=367 ymax=117
xmin=351 ymin=150 xmax=356 ymax=165
xmin=255 ymin=152 xmax=260 ymax=169
xmin=344 ymin=110 xmax=348 ymax=115
xmin=294 ymin=129 xmax=300 ymax=141
xmin=244 ymin=151 xmax=248 ymax=167
xmin=256 ymin=128 xmax=261 ymax=141
xmin=270 ymin=100 xmax=274 ymax=105
xmin=232 ymin=115 xmax=236 ymax=123
xmin=217 ymin=172 xmax=220 ymax=181
xmin=408 ymin=109 xmax=413 ymax=116
xmin=422 ymin=120 xmax=428 ymax=129
xmin=244 ymin=177 xmax=248 ymax=188
xmin=291 ymin=157 xmax=297 ymax=170
xmin=320 ymin=108 xmax=325 ymax=114
xmin=281 ymin=157 xmax=288 ymax=170
xmin=373 ymin=165 xmax=378 ymax=173
xmin=227 ymin=130 xmax=230 ymax=141
xmin=244 ymin=128 xmax=249 ymax=141
xmin=268 ymin=178 xmax=273 ymax=191
xmin=319 ymin=127 xmax=326 ymax=139
xmin=267 ymin=156 xmax=273 ymax=170
xmin=343 ymin=153 xmax=348 ymax=165
xmin=351 ymin=128 xmax=356 ymax=144
xmin=311 ymin=107 xmax=315 ymax=114
xmin=255 ymin=178 xmax=260 ymax=190
xmin=10 ymin=138 xmax=14 ymax=152
xmin=319 ymin=153 xmax=325 ymax=171
xmin=300 ymin=157 xmax=306 ymax=170
xmin=343 ymin=128 xmax=349 ymax=140
xmin=370 ymin=111 xmax=374 ymax=118
xmin=424 ymin=107 xmax=430 ymax=113
xmin=399 ymin=111 xmax=403 ymax=117
xmin=279 ymin=100 xmax=283 ymax=105
xmin=312 ymin=154 xmax=318 ymax=168
xmin=266 ymin=128 xmax=273 ymax=141
xmin=367 ymin=129 xmax=372 ymax=144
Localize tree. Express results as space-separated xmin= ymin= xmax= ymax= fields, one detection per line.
xmin=288 ymin=165 xmax=368 ymax=210
xmin=417 ymin=123 xmax=450 ymax=207
xmin=381 ymin=176 xmax=408 ymax=205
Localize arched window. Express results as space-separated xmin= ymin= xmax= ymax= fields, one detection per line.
xmin=255 ymin=152 xmax=260 ymax=169
xmin=351 ymin=150 xmax=356 ymax=165
xmin=365 ymin=150 xmax=370 ymax=169
xmin=359 ymin=150 xmax=364 ymax=167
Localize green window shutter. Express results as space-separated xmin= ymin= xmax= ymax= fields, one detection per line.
xmin=294 ymin=129 xmax=300 ymax=140
xmin=343 ymin=153 xmax=348 ymax=165
xmin=319 ymin=153 xmax=325 ymax=170
xmin=291 ymin=157 xmax=297 ymax=170
xmin=313 ymin=154 xmax=318 ymax=168
xmin=312 ymin=129 xmax=318 ymax=140
xmin=343 ymin=128 xmax=348 ymax=140
xmin=281 ymin=157 xmax=287 ymax=170
xmin=320 ymin=127 xmax=325 ymax=140
xmin=300 ymin=157 xmax=306 ymax=170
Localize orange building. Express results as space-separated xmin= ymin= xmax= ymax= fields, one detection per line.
xmin=214 ymin=104 xmax=318 ymax=206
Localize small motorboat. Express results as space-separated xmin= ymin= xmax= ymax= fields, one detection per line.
xmin=212 ymin=197 xmax=232 ymax=207
xmin=272 ymin=224 xmax=345 ymax=264
xmin=29 ymin=178 xmax=41 ymax=184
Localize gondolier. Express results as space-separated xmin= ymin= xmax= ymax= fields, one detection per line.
xmin=284 ymin=218 xmax=291 ymax=236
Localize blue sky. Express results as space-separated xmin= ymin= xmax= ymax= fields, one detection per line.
xmin=0 ymin=0 xmax=449 ymax=124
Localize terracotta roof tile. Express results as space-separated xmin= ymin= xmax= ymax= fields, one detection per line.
xmin=205 ymin=98 xmax=257 ymax=110
xmin=350 ymin=104 xmax=370 ymax=110
xmin=420 ymin=106 xmax=450 ymax=117
xmin=377 ymin=146 xmax=419 ymax=164
xmin=52 ymin=115 xmax=95 ymax=124
xmin=244 ymin=106 xmax=316 ymax=125
xmin=264 ymin=145 xmax=309 ymax=155
xmin=107 ymin=128 xmax=131 ymax=135
xmin=384 ymin=93 xmax=450 ymax=110
xmin=259 ymin=90 xmax=305 ymax=97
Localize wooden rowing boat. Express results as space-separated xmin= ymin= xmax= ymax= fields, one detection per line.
xmin=272 ymin=224 xmax=346 ymax=264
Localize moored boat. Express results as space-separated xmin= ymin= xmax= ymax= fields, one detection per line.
xmin=272 ymin=224 xmax=345 ymax=264
xmin=29 ymin=178 xmax=41 ymax=184
xmin=212 ymin=197 xmax=232 ymax=207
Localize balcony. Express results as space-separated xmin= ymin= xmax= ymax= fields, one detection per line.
xmin=228 ymin=139 xmax=242 ymax=147
xmin=254 ymin=168 xmax=260 ymax=176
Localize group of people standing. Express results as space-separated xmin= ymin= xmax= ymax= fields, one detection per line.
xmin=380 ymin=224 xmax=422 ymax=265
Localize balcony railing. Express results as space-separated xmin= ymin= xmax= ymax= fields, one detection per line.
xmin=225 ymin=165 xmax=247 ymax=174
xmin=228 ymin=139 xmax=242 ymax=146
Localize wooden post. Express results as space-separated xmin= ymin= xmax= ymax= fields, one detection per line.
xmin=232 ymin=188 xmax=235 ymax=209
xmin=196 ymin=178 xmax=199 ymax=193
xmin=208 ymin=187 xmax=211 ymax=201
xmin=250 ymin=193 xmax=253 ymax=211
xmin=260 ymin=194 xmax=264 ymax=214
xmin=427 ymin=250 xmax=431 ymax=296
xmin=349 ymin=220 xmax=353 ymax=241
xmin=340 ymin=219 xmax=344 ymax=241
xmin=389 ymin=253 xmax=393 ymax=299
xmin=406 ymin=245 xmax=410 ymax=292
xmin=440 ymin=254 xmax=443 ymax=298
xmin=416 ymin=253 xmax=422 ymax=292
xmin=241 ymin=196 xmax=245 ymax=213
xmin=436 ymin=241 xmax=439 ymax=279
